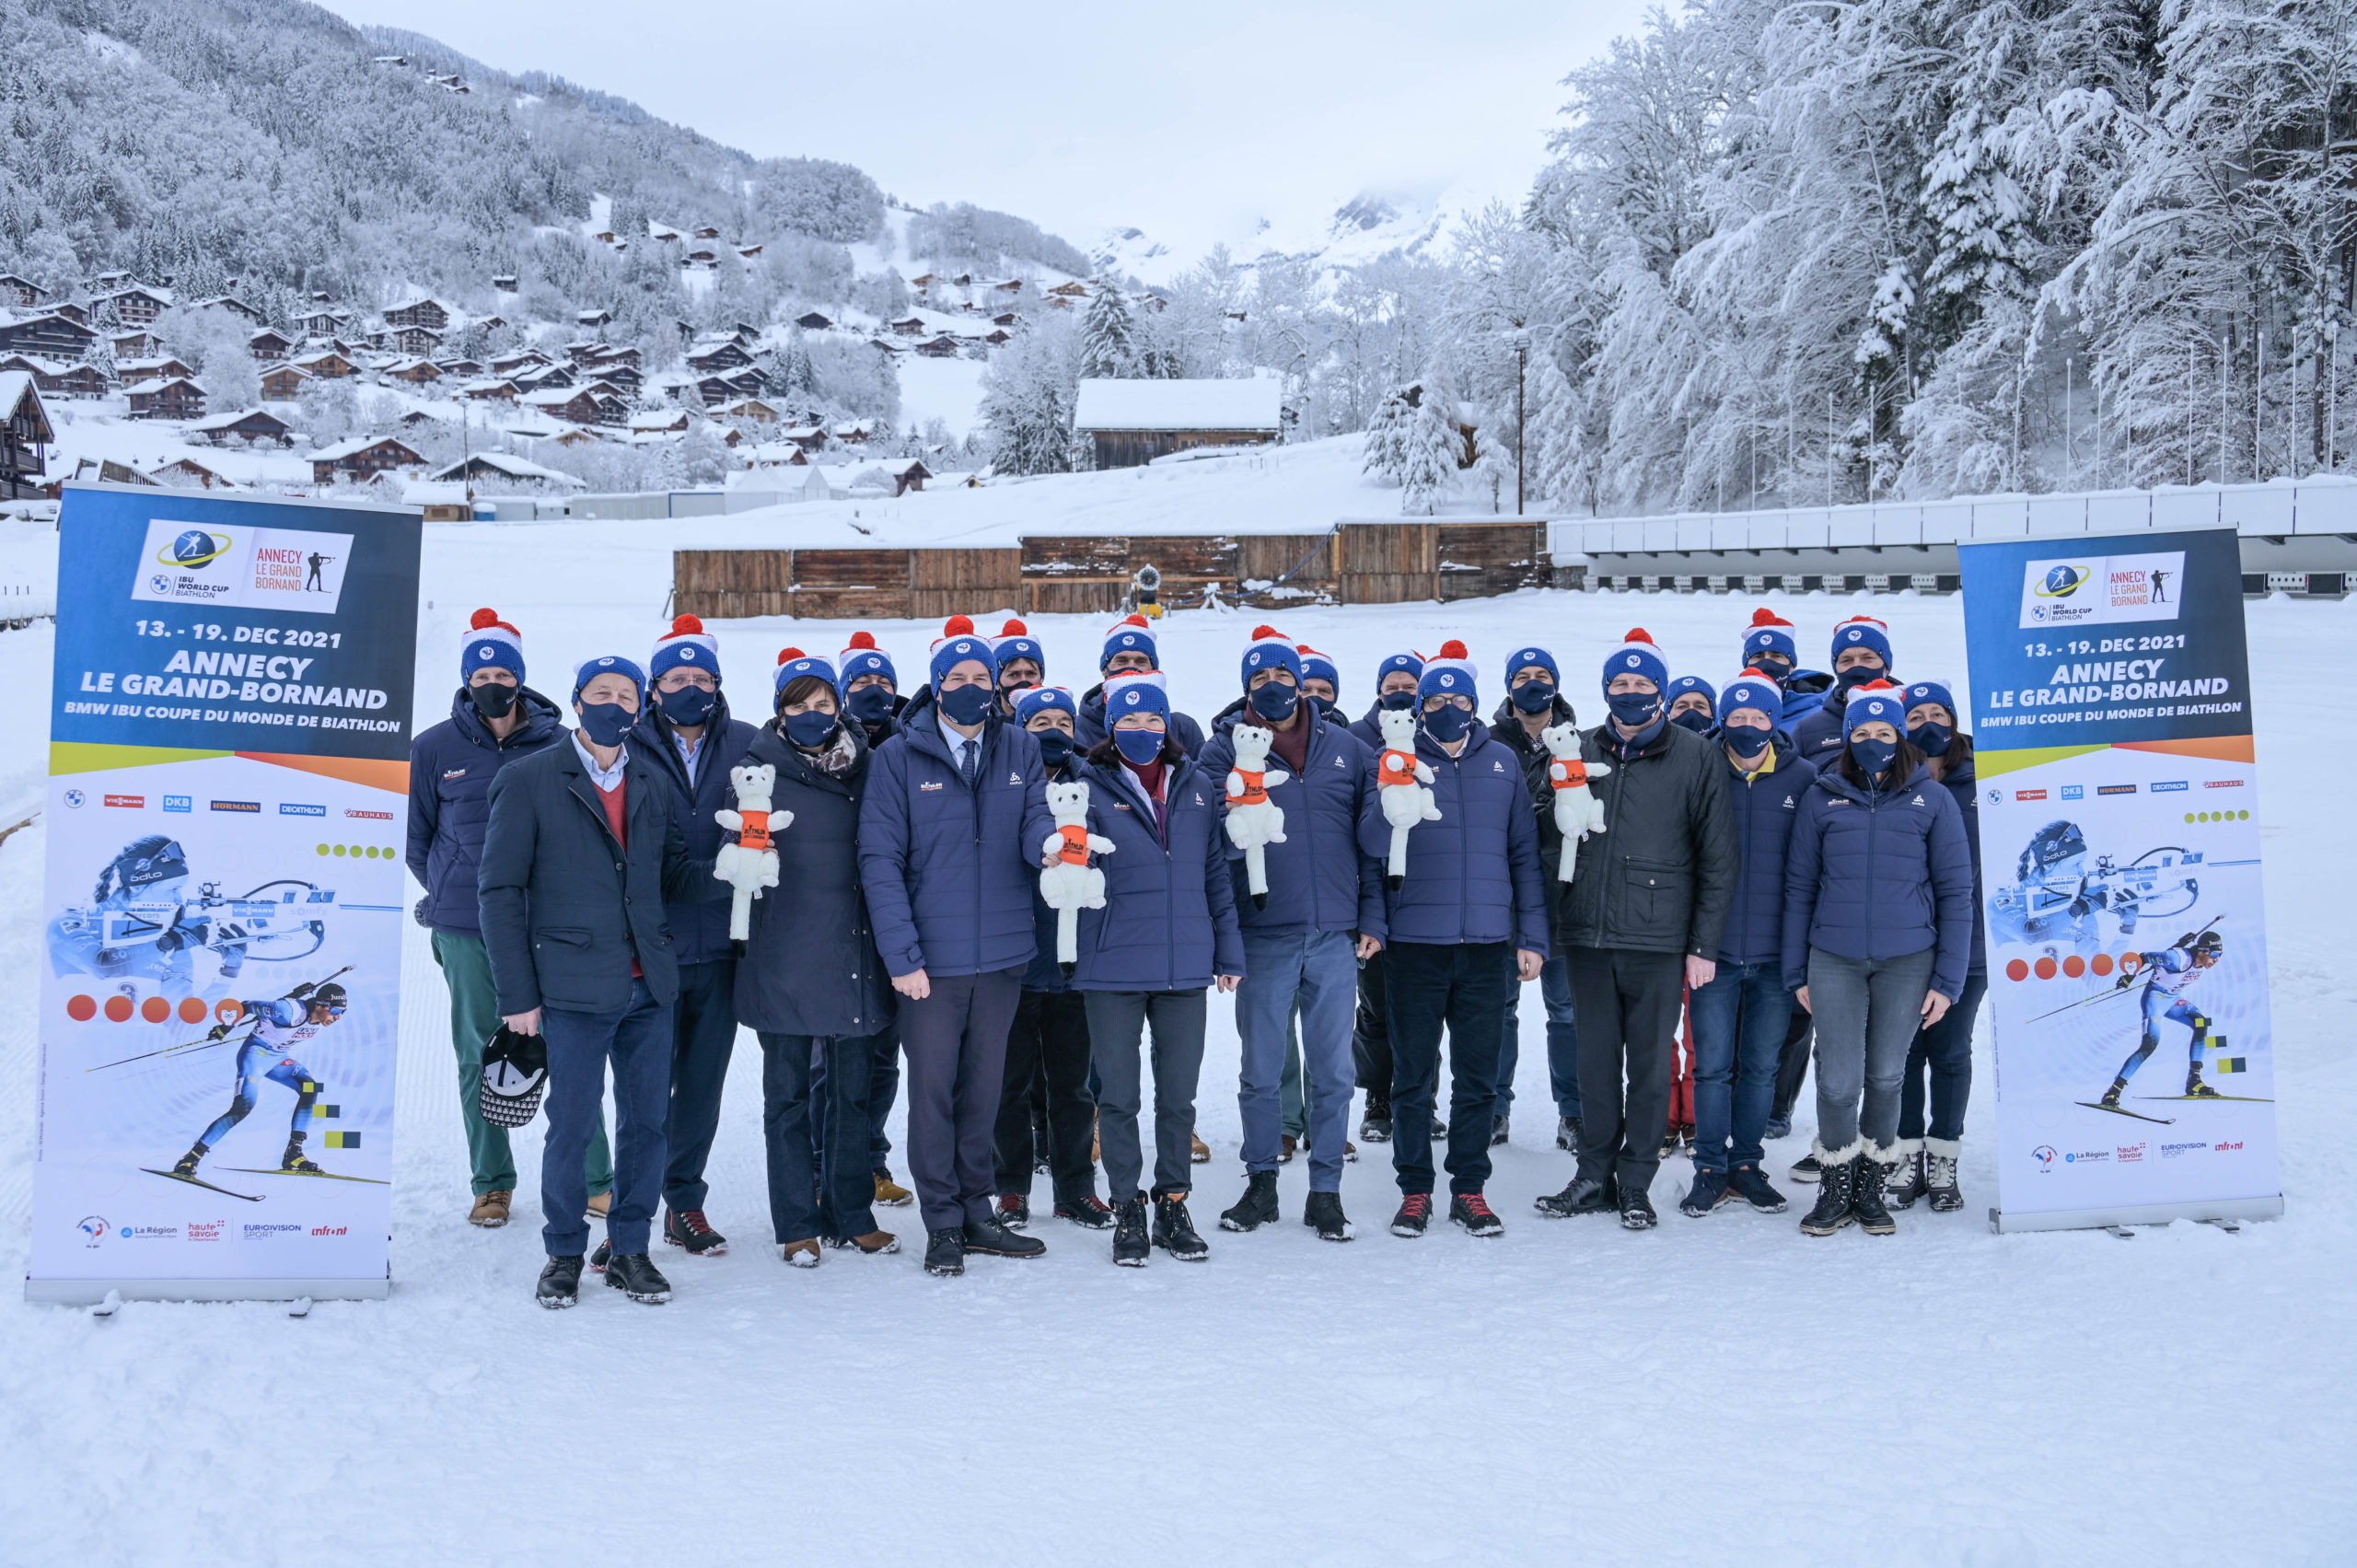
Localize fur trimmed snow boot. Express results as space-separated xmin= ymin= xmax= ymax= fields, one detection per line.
xmin=1923 ymin=1136 xmax=1964 ymax=1213
xmin=1798 ymin=1141 xmax=1862 ymax=1236
xmin=1852 ymin=1143 xmax=1900 ymax=1236
xmin=1883 ymin=1138 xmax=1926 ymax=1210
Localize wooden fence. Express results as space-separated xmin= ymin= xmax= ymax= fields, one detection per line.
xmin=672 ymin=523 xmax=1547 ymax=621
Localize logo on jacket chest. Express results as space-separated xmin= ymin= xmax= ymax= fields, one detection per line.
xmin=442 ymin=768 xmax=468 ymax=781
xmin=920 ymin=781 xmax=945 ymax=793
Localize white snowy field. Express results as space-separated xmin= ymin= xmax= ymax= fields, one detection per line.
xmin=3 ymin=519 xmax=2353 ymax=1563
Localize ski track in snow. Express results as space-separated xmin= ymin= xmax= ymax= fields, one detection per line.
xmin=2 ymin=559 xmax=2351 ymax=1564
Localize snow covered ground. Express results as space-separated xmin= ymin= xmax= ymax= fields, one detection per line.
xmin=4 ymin=517 xmax=2352 ymax=1562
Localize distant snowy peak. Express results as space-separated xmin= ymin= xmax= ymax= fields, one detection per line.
xmin=1097 ymin=188 xmax=1470 ymax=287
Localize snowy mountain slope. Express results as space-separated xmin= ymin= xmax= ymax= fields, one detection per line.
xmin=1095 ymin=180 xmax=1492 ymax=288
xmin=1 ymin=575 xmax=2350 ymax=1563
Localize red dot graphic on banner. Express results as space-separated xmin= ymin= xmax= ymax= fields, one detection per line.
xmin=2033 ymin=957 xmax=2058 ymax=980
xmin=2091 ymin=954 xmax=2114 ymax=977
xmin=66 ymin=994 xmax=96 ymax=1021
xmin=2005 ymin=959 xmax=2029 ymax=982
xmin=215 ymin=999 xmax=243 ymax=1025
xmin=140 ymin=996 xmax=169 ymax=1023
xmin=2062 ymin=956 xmax=2086 ymax=978
xmin=103 ymin=995 xmax=134 ymax=1022
xmin=179 ymin=997 xmax=208 ymax=1024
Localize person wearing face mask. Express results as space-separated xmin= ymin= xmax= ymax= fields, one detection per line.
xmin=1657 ymin=674 xmax=1720 ymax=1155
xmin=1781 ymin=680 xmax=1974 ymax=1237
xmin=990 ymin=618 xmax=1046 ymax=716
xmin=1297 ymin=645 xmax=1341 ymax=720
xmin=633 ymin=615 xmax=759 ymax=1260
xmin=1678 ymin=673 xmax=1816 ymax=1219
xmin=1737 ymin=608 xmax=1834 ymax=736
xmin=1486 ymin=645 xmax=1585 ymax=1156
xmin=859 ymin=616 xmax=1055 ymax=1278
xmin=407 ymin=609 xmax=612 ymax=1230
xmin=1537 ymin=630 xmax=1737 ymax=1232
xmin=833 ymin=631 xmax=914 ymax=1211
xmin=1200 ymin=629 xmax=1384 ymax=1244
xmin=732 ymin=650 xmax=900 ymax=1267
xmin=1347 ymin=649 xmax=1429 ymax=1145
xmin=1074 ymin=614 xmax=1208 ymax=758
xmin=1884 ymin=679 xmax=1985 ymax=1214
xmin=1356 ymin=643 xmax=1549 ymax=1242
xmin=1790 ymin=615 xmax=1898 ymax=763
xmin=991 ymin=684 xmax=1111 ymax=1234
xmin=481 ymin=656 xmax=723 ymax=1308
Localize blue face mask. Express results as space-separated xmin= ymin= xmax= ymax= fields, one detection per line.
xmin=938 ymin=682 xmax=994 ymax=726
xmin=1850 ymin=735 xmax=1898 ymax=778
xmin=1511 ymin=679 xmax=1556 ymax=714
xmin=1722 ymin=721 xmax=1774 ymax=758
xmin=1908 ymin=720 xmax=1952 ymax=757
xmin=1033 ymin=730 xmax=1074 ymax=769
xmin=1379 ymin=690 xmax=1417 ymax=711
xmin=1113 ymin=726 xmax=1166 ymax=765
xmin=1248 ymin=681 xmax=1299 ymax=722
xmin=576 ymin=700 xmax=637 ymax=748
xmin=784 ymin=709 xmax=838 ymax=749
xmin=1605 ymin=690 xmax=1661 ymax=727
xmin=1670 ymin=708 xmax=1715 ymax=735
xmin=1836 ymin=662 xmax=1886 ymax=692
xmin=1747 ymin=655 xmax=1794 ymax=684
xmin=847 ymin=684 xmax=896 ymax=724
xmin=1309 ymin=694 xmax=1337 ymax=718
xmin=1422 ymin=703 xmax=1474 ymax=744
xmin=657 ymin=685 xmax=716 ymax=727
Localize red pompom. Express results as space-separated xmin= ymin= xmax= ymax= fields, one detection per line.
xmin=670 ymin=614 xmax=703 ymax=635
xmin=1749 ymin=608 xmax=1790 ymax=627
xmin=1250 ymin=623 xmax=1283 ymax=640
xmin=999 ymin=618 xmax=1028 ymax=635
xmin=777 ymin=646 xmax=805 ymax=665
xmin=1622 ymin=628 xmax=1656 ymax=645
xmin=943 ymin=614 xmax=975 ymax=636
xmin=1120 ymin=613 xmax=1149 ymax=628
xmin=1437 ymin=639 xmax=1469 ymax=659
xmin=846 ymin=631 xmax=877 ymax=649
xmin=470 ymin=607 xmax=502 ymax=630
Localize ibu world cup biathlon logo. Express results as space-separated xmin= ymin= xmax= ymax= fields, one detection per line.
xmin=2035 ymin=563 xmax=2091 ymax=600
xmin=157 ymin=529 xmax=233 ymax=570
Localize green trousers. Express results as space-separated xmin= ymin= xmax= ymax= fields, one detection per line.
xmin=434 ymin=929 xmax=612 ymax=1198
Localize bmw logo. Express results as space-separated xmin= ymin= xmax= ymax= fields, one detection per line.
xmin=64 ymin=789 xmax=85 ymax=808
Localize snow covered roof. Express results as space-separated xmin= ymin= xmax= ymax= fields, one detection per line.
xmin=309 ymin=435 xmax=420 ymax=462
xmin=0 ymin=352 xmax=70 ymax=375
xmin=1074 ymin=377 xmax=1283 ymax=433
xmin=429 ymin=451 xmax=585 ymax=488
xmin=0 ymin=371 xmax=45 ymax=430
xmin=518 ymin=387 xmax=593 ymax=408
xmin=185 ymin=407 xmax=288 ymax=433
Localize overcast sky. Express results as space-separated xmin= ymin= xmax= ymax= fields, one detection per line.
xmin=319 ymin=0 xmax=1656 ymax=259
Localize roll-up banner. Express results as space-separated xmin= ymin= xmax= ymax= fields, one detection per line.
xmin=26 ymin=483 xmax=420 ymax=1303
xmin=1960 ymin=527 xmax=2282 ymax=1233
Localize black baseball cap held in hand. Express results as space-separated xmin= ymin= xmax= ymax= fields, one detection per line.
xmin=479 ymin=1023 xmax=549 ymax=1129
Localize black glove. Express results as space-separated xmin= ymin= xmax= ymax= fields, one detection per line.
xmin=205 ymin=1021 xmax=231 ymax=1041
xmin=412 ymin=897 xmax=430 ymax=928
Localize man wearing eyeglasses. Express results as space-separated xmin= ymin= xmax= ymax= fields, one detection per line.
xmin=168 ymin=981 xmax=350 ymax=1181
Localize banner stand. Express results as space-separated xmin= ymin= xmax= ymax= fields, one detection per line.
xmin=25 ymin=1273 xmax=390 ymax=1307
xmin=1991 ymin=1194 xmax=2283 ymax=1236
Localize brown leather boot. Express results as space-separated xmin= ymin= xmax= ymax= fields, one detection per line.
xmin=779 ymin=1237 xmax=822 ymax=1268
xmin=873 ymin=1170 xmax=913 ymax=1207
xmin=469 ymin=1191 xmax=512 ymax=1228
xmin=826 ymin=1230 xmax=900 ymax=1255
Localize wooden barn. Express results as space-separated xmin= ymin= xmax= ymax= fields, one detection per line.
xmin=1073 ymin=377 xmax=1284 ymax=469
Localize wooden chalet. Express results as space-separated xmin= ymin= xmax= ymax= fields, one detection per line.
xmin=1046 ymin=281 xmax=1088 ymax=299
xmin=914 ymin=334 xmax=963 ymax=358
xmin=890 ymin=459 xmax=932 ymax=494
xmin=691 ymin=223 xmax=721 ymax=239
xmin=116 ymin=355 xmax=197 ymax=385
xmin=737 ymin=244 xmax=763 ymax=260
xmin=433 ymin=357 xmax=485 ymax=377
xmin=491 ymin=350 xmax=552 ymax=377
xmin=390 ymin=324 xmax=444 ymax=356
xmin=101 ymin=285 xmax=173 ymax=324
xmin=0 ymin=311 xmax=97 ymax=361
xmin=0 ymin=371 xmax=53 ymax=498
xmin=794 ymin=311 xmax=833 ymax=331
xmin=296 ymin=308 xmax=349 ymax=336
xmin=685 ymin=338 xmax=754 ymax=373
xmin=192 ymin=295 xmax=265 ymax=324
xmin=720 ymin=397 xmax=779 ymax=424
xmin=386 ymin=357 xmax=442 ymax=386
xmin=150 ymin=457 xmax=235 ymax=490
xmin=491 ymin=274 xmax=519 ymax=292
xmin=462 ymin=378 xmax=520 ymax=401
xmin=310 ymin=436 xmax=426 ymax=483
xmin=866 ymin=336 xmax=904 ymax=355
xmin=0 ymin=354 xmax=107 ymax=398
xmin=888 ymin=315 xmax=926 ymax=336
xmin=982 ymin=328 xmax=1013 ymax=346
xmin=127 ymin=377 xmax=207 ymax=421
xmin=683 ymin=247 xmax=721 ymax=270
xmin=576 ymin=308 xmax=614 ymax=328
xmin=991 ymin=311 xmax=1019 ymax=327
xmin=110 ymin=329 xmax=163 ymax=358
xmin=0 ymin=273 xmax=45 ymax=308
xmin=992 ymin=278 xmax=1023 ymax=294
xmin=294 ymin=349 xmax=356 ymax=379
xmin=383 ymin=296 xmax=450 ymax=331
xmin=50 ymin=301 xmax=89 ymax=324
xmin=248 ymin=327 xmax=295 ymax=361
xmin=518 ymin=386 xmax=605 ymax=424
xmin=781 ymin=424 xmax=828 ymax=453
xmin=1072 ymin=377 xmax=1283 ymax=468
xmin=631 ymin=408 xmax=692 ymax=435
xmin=258 ymin=363 xmax=312 ymax=401
xmin=910 ymin=273 xmax=944 ymax=292
xmin=186 ymin=407 xmax=295 ymax=447
xmin=512 ymin=363 xmax=575 ymax=391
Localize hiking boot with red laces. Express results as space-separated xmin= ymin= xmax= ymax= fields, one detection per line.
xmin=1389 ymin=1192 xmax=1433 ymax=1237
xmin=1054 ymin=1193 xmax=1114 ymax=1230
xmin=996 ymin=1193 xmax=1030 ymax=1230
xmin=663 ymin=1207 xmax=728 ymax=1257
xmin=1448 ymin=1192 xmax=1504 ymax=1237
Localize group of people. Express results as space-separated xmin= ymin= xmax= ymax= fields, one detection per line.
xmin=406 ymin=599 xmax=1983 ymax=1308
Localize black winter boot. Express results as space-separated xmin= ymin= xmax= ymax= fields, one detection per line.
xmin=1534 ymin=1173 xmax=1617 ymax=1217
xmin=1152 ymin=1194 xmax=1208 ymax=1260
xmin=1112 ymin=1198 xmax=1150 ymax=1265
xmin=1883 ymin=1140 xmax=1926 ymax=1210
xmin=1852 ymin=1146 xmax=1898 ymax=1236
xmin=1360 ymin=1097 xmax=1393 ymax=1144
xmin=1219 ymin=1170 xmax=1280 ymax=1232
xmin=1303 ymin=1190 xmax=1353 ymax=1242
xmin=603 ymin=1251 xmax=672 ymax=1304
xmin=536 ymin=1254 xmax=583 ymax=1309
xmin=923 ymin=1227 xmax=966 ymax=1276
xmin=1799 ymin=1142 xmax=1860 ymax=1236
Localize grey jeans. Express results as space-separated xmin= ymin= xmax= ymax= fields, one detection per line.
xmin=1084 ymin=989 xmax=1208 ymax=1203
xmin=1805 ymin=947 xmax=1936 ymax=1153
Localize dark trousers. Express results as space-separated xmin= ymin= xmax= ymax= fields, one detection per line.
xmin=1770 ymin=1005 xmax=1816 ymax=1124
xmin=1384 ymin=940 xmax=1511 ymax=1196
xmin=899 ymin=968 xmax=1023 ymax=1231
xmin=993 ymin=988 xmax=1097 ymax=1203
xmin=1565 ymin=946 xmax=1686 ymax=1192
xmin=1084 ymin=988 xmax=1209 ymax=1202
xmin=539 ymin=977 xmax=672 ymax=1257
xmin=661 ymin=958 xmax=737 ymax=1213
xmin=866 ymin=1024 xmax=901 ymax=1172
xmin=1688 ymin=960 xmax=1793 ymax=1174
xmin=1497 ymin=950 xmax=1582 ymax=1119
xmin=1353 ymin=946 xmax=1391 ymax=1108
xmin=758 ymin=1029 xmax=883 ymax=1244
xmin=1898 ymin=972 xmax=1987 ymax=1142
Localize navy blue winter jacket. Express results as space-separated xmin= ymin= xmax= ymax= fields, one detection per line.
xmin=1076 ymin=681 xmax=1206 ymax=759
xmin=1199 ymin=702 xmax=1387 ymax=942
xmin=1715 ymin=738 xmax=1819 ymax=968
xmin=1070 ymin=754 xmax=1245 ymax=991
xmin=857 ymin=690 xmax=1052 ymax=979
xmin=636 ymin=692 xmax=760 ymax=968
xmin=1934 ymin=742 xmax=1987 ymax=978
xmin=1356 ymin=726 xmax=1550 ymax=952
xmin=1790 ymin=679 xmax=1870 ymax=764
xmin=1782 ymin=761 xmax=1975 ymax=998
xmin=1347 ymin=700 xmax=1407 ymax=753
xmin=406 ymin=686 xmax=564 ymax=935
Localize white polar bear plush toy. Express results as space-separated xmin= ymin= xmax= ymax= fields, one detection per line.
xmin=1538 ymin=722 xmax=1611 ymax=882
xmin=1375 ymin=704 xmax=1441 ymax=889
xmin=713 ymin=761 xmax=787 ymax=946
xmin=1038 ymin=778 xmax=1115 ymax=971
xmin=1222 ymin=722 xmax=1292 ymax=911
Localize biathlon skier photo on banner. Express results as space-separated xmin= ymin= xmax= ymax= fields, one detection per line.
xmin=26 ymin=483 xmax=420 ymax=1302
xmin=1958 ymin=527 xmax=2282 ymax=1232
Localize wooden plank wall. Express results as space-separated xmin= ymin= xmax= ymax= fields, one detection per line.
xmin=674 ymin=524 xmax=1541 ymax=619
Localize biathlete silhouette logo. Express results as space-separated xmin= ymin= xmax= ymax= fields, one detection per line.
xmin=157 ymin=529 xmax=232 ymax=569
xmin=2035 ymin=563 xmax=2092 ymax=599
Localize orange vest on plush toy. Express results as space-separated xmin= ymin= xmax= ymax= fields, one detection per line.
xmin=1379 ymin=749 xmax=1417 ymax=787
xmin=1056 ymin=822 xmax=1091 ymax=865
xmin=1547 ymin=758 xmax=1590 ymax=793
xmin=737 ymin=810 xmax=772 ymax=853
xmin=1227 ymin=769 xmax=1269 ymax=808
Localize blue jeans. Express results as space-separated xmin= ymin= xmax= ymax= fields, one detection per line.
xmin=540 ymin=978 xmax=672 ymax=1257
xmin=1497 ymin=951 xmax=1581 ymax=1119
xmin=1237 ymin=930 xmax=1360 ymax=1191
xmin=1688 ymin=961 xmax=1793 ymax=1173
